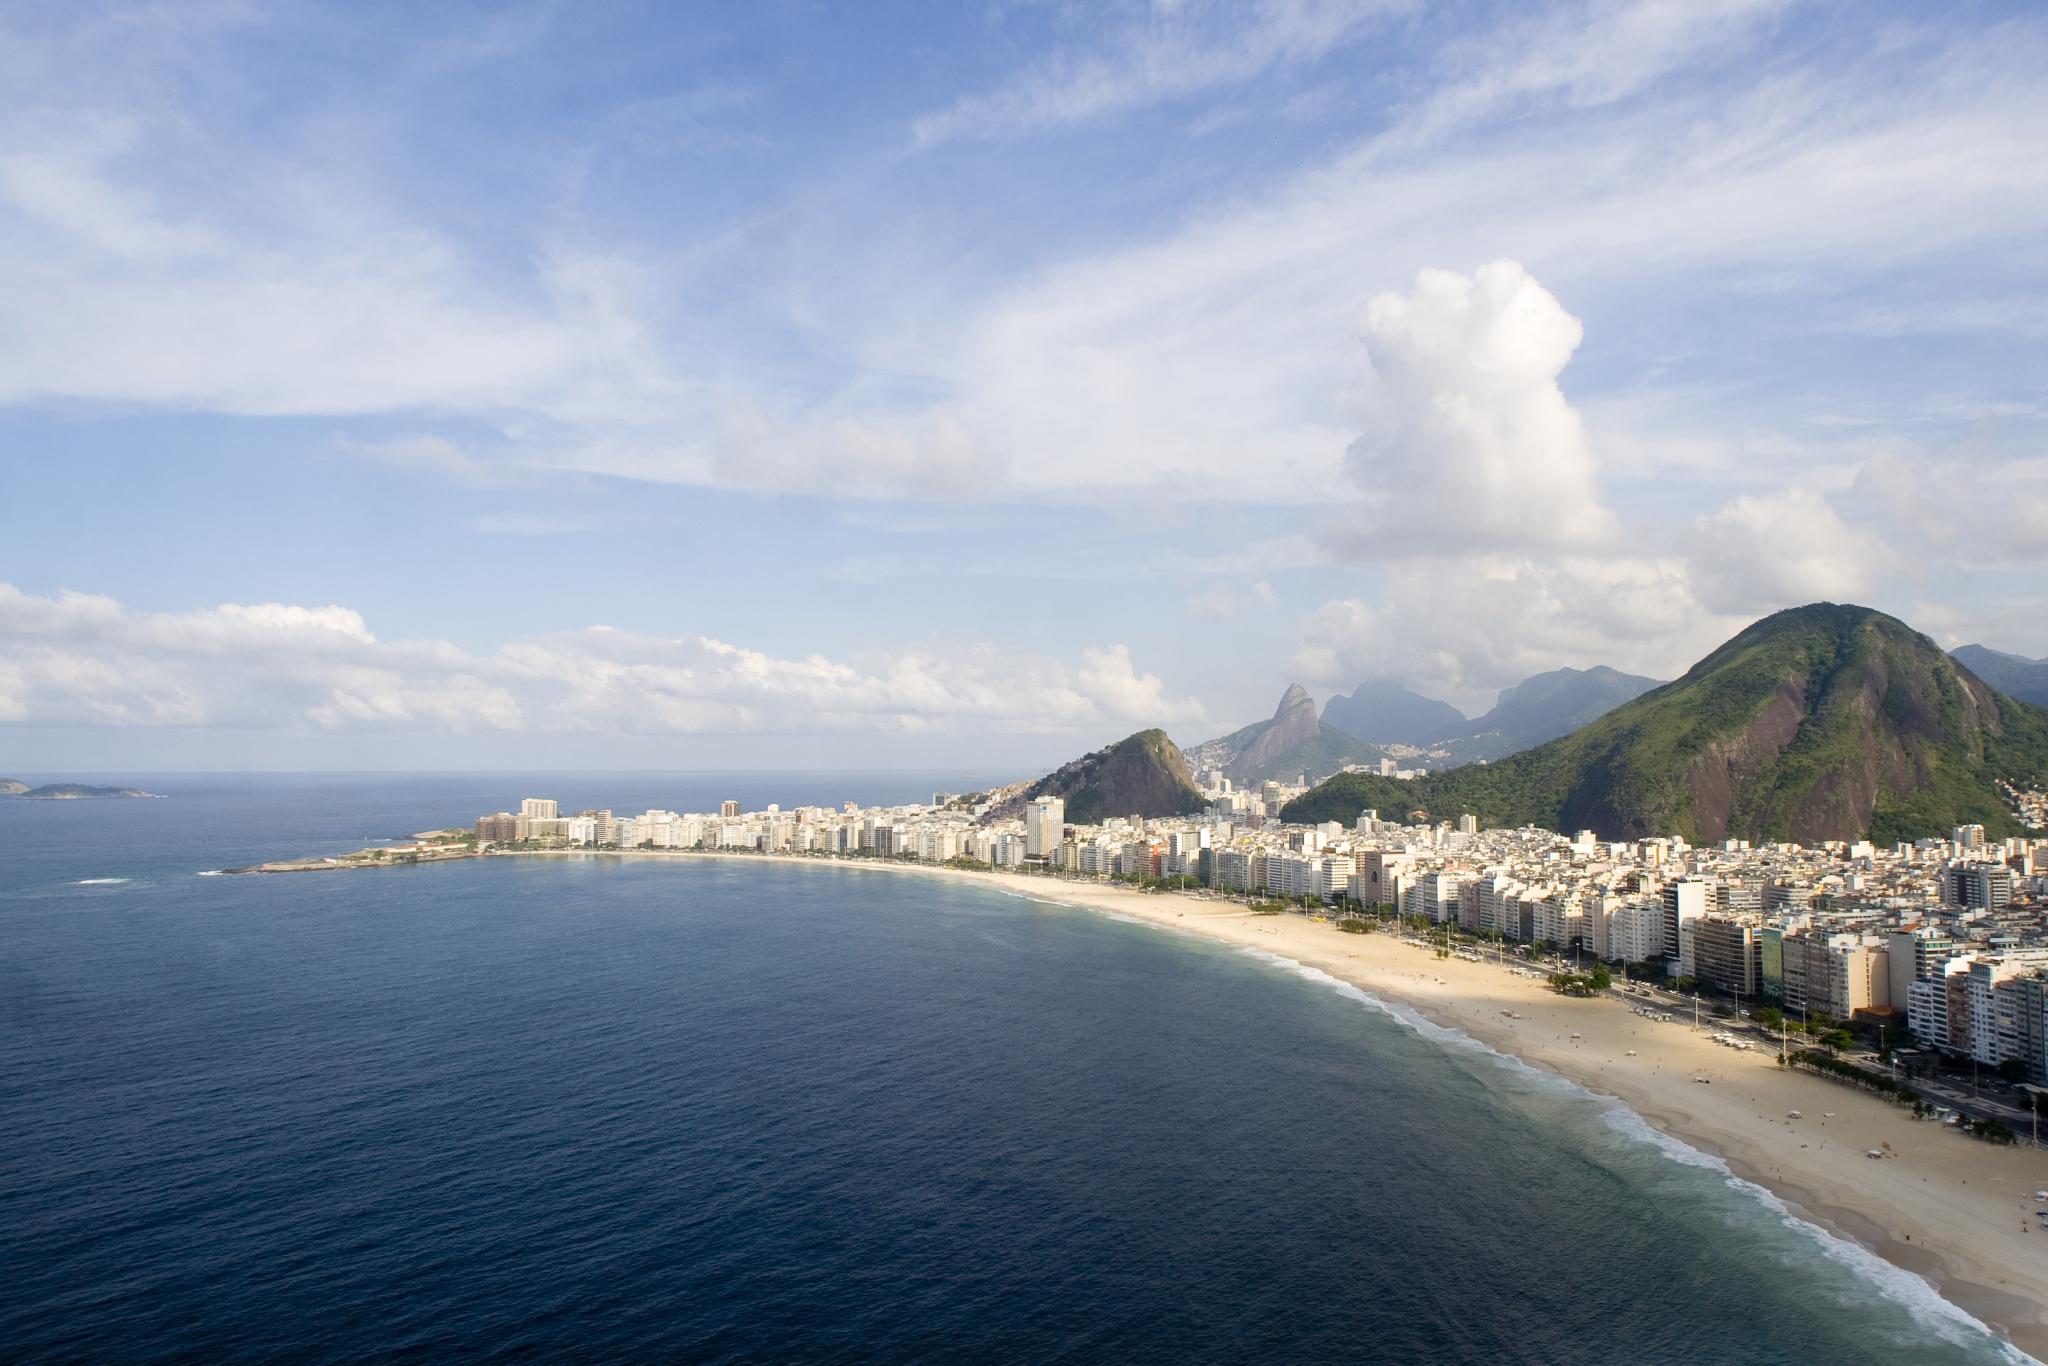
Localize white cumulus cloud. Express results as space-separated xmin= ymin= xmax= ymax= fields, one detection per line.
xmin=1336 ymin=259 xmax=1616 ymax=557
xmin=1291 ymin=556 xmax=1738 ymax=711
xmin=1686 ymin=486 xmax=1876 ymax=614
xmin=0 ymin=585 xmax=1200 ymax=743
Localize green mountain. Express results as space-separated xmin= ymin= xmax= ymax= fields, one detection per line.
xmin=1282 ymin=604 xmax=2048 ymax=844
xmin=1952 ymin=644 xmax=2048 ymax=708
xmin=1186 ymin=684 xmax=1383 ymax=784
xmin=991 ymin=729 xmax=1207 ymax=826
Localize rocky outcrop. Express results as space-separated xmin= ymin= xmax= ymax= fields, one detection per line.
xmin=986 ymin=729 xmax=1206 ymax=826
xmin=1186 ymin=685 xmax=1382 ymax=784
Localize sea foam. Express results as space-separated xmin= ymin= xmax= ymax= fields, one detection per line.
xmin=1224 ymin=940 xmax=2041 ymax=1365
xmin=887 ymin=880 xmax=2036 ymax=1360
xmin=74 ymin=877 xmax=129 ymax=886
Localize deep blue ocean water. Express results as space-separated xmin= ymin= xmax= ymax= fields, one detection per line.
xmin=0 ymin=774 xmax=2033 ymax=1363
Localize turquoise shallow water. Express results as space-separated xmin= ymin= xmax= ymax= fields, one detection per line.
xmin=0 ymin=775 xmax=2033 ymax=1363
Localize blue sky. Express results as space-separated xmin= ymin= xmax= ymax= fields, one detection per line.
xmin=3 ymin=0 xmax=2046 ymax=770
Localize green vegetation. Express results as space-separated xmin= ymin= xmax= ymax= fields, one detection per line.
xmin=12 ymin=782 xmax=158 ymax=800
xmin=1788 ymin=1048 xmax=1919 ymax=1106
xmin=1282 ymin=604 xmax=2048 ymax=843
xmin=1113 ymin=872 xmax=1203 ymax=892
xmin=1974 ymin=1117 xmax=2019 ymax=1145
xmin=1018 ymin=728 xmax=1206 ymax=825
xmin=1336 ymin=916 xmax=1374 ymax=934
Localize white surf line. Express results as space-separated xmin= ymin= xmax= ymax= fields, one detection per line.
xmin=1232 ymin=940 xmax=2043 ymax=1366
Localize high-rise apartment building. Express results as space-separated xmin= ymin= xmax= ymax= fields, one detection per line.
xmin=475 ymin=812 xmax=518 ymax=842
xmin=1945 ymin=863 xmax=2014 ymax=911
xmin=1026 ymin=797 xmax=1065 ymax=861
xmin=1660 ymin=879 xmax=1709 ymax=960
xmin=1692 ymin=918 xmax=1763 ymax=998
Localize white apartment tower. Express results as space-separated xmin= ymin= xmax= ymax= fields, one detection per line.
xmin=1026 ymin=796 xmax=1065 ymax=861
xmin=1660 ymin=879 xmax=1709 ymax=961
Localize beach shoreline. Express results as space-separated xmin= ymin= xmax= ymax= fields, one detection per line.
xmin=481 ymin=847 xmax=2048 ymax=1359
xmin=247 ymin=843 xmax=2048 ymax=1353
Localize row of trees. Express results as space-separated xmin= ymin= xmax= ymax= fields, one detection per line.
xmin=1545 ymin=962 xmax=1613 ymax=996
xmin=1787 ymin=1050 xmax=2019 ymax=1144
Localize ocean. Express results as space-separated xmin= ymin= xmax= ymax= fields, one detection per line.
xmin=0 ymin=774 xmax=2031 ymax=1363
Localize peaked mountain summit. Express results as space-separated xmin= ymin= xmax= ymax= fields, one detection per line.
xmin=982 ymin=729 xmax=1206 ymax=826
xmin=1186 ymin=685 xmax=1382 ymax=785
xmin=1284 ymin=604 xmax=2048 ymax=844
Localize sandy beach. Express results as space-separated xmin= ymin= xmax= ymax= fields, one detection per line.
xmin=518 ymin=850 xmax=2048 ymax=1358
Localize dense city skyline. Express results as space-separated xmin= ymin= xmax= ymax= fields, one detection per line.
xmin=4 ymin=1 xmax=2047 ymax=770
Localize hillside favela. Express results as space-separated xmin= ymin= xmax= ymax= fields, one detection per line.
xmin=10 ymin=5 xmax=2048 ymax=1366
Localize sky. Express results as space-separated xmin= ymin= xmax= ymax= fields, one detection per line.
xmin=3 ymin=0 xmax=2047 ymax=772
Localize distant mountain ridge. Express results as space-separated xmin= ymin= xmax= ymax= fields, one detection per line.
xmin=983 ymin=729 xmax=1205 ymax=826
xmin=1186 ymin=685 xmax=1382 ymax=784
xmin=1320 ymin=681 xmax=1465 ymax=747
xmin=1284 ymin=604 xmax=2048 ymax=844
xmin=1952 ymin=644 xmax=2048 ymax=708
xmin=1319 ymin=666 xmax=1663 ymax=764
xmin=1429 ymin=665 xmax=1664 ymax=763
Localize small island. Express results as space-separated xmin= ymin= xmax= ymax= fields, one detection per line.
xmin=2 ymin=779 xmax=162 ymax=800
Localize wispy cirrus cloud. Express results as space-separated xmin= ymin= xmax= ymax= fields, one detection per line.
xmin=911 ymin=0 xmax=1404 ymax=146
xmin=8 ymin=0 xmax=2048 ymax=748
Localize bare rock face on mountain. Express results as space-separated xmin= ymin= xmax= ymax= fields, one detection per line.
xmin=1952 ymin=644 xmax=2048 ymax=708
xmin=1185 ymin=685 xmax=1382 ymax=785
xmin=1232 ymin=683 xmax=1318 ymax=779
xmin=1285 ymin=604 xmax=2048 ymax=844
xmin=984 ymin=729 xmax=1206 ymax=826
